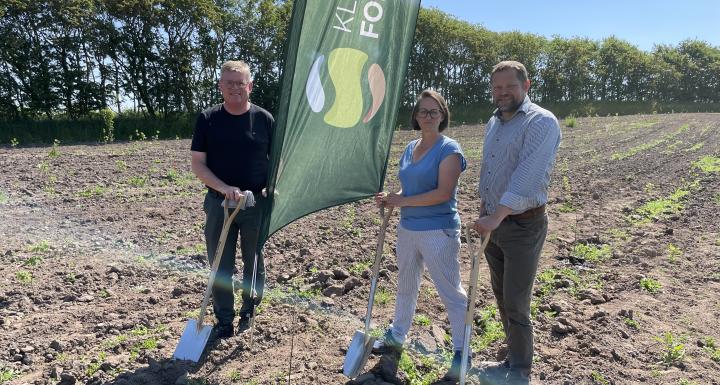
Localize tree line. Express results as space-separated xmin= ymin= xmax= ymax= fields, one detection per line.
xmin=1 ymin=0 xmax=719 ymax=122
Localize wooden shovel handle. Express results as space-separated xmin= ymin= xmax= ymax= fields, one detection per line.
xmin=364 ymin=206 xmax=394 ymax=333
xmin=464 ymin=228 xmax=491 ymax=325
xmin=196 ymin=200 xmax=243 ymax=328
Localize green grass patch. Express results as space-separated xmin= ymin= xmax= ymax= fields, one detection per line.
xmin=183 ymin=309 xmax=200 ymax=319
xmin=16 ymin=271 xmax=32 ymax=284
xmin=624 ymin=317 xmax=639 ymax=329
xmin=564 ymin=116 xmax=577 ymax=128
xmin=571 ymin=243 xmax=612 ymax=263
xmin=536 ymin=269 xmax=560 ymax=298
xmin=558 ymin=200 xmax=576 ymax=213
xmin=375 ymin=287 xmax=392 ymax=306
xmin=612 ymin=137 xmax=666 ymax=160
xmin=590 ymin=371 xmax=609 ymax=385
xmin=101 ymin=335 xmax=128 ymax=350
xmin=611 ymin=123 xmax=688 ymax=160
xmin=48 ymin=139 xmax=61 ymax=158
xmin=667 ymin=243 xmax=682 ymax=262
xmin=471 ymin=305 xmax=505 ymax=351
xmin=127 ymin=175 xmax=148 ymax=187
xmin=140 ymin=337 xmax=158 ymax=350
xmin=0 ymin=367 xmax=18 ymax=383
xmin=414 ymin=314 xmax=431 ymax=327
xmin=78 ymin=185 xmax=108 ymax=198
xmin=297 ymin=286 xmax=321 ymax=300
xmin=342 ymin=206 xmax=356 ymax=230
xmin=656 ymin=331 xmax=685 ymax=366
xmin=176 ymin=243 xmax=206 ymax=256
xmin=692 ymin=155 xmax=720 ymax=173
xmin=85 ymin=351 xmax=107 ymax=377
xmin=22 ymin=255 xmax=43 ymax=267
xmin=679 ymin=379 xmax=699 ymax=385
xmin=685 ymin=142 xmax=704 ymax=152
xmin=228 ymin=370 xmax=246 ymax=382
xmin=630 ymin=187 xmax=689 ymax=224
xmin=349 ymin=260 xmax=372 ymax=275
xmin=702 ymin=337 xmax=720 ymax=362
xmin=640 ymin=277 xmax=662 ymax=293
xmin=166 ymin=169 xmax=196 ymax=186
xmin=711 ymin=348 xmax=720 ymax=363
xmin=37 ymin=160 xmax=50 ymax=173
xmin=28 ymin=240 xmax=51 ymax=253
xmin=398 ymin=351 xmax=444 ymax=385
xmin=536 ymin=267 xmax=593 ymax=298
xmin=0 ymin=191 xmax=7 ymax=204
xmin=627 ymin=120 xmax=661 ymax=130
xmin=607 ymin=228 xmax=630 ymax=242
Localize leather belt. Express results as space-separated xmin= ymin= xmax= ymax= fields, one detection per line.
xmin=506 ymin=204 xmax=546 ymax=221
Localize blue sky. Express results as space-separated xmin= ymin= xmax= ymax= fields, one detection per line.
xmin=419 ymin=0 xmax=720 ymax=51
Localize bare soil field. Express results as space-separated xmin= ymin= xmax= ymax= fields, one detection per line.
xmin=1 ymin=113 xmax=719 ymax=385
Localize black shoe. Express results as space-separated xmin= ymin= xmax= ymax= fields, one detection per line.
xmin=237 ymin=313 xmax=252 ymax=334
xmin=441 ymin=350 xmax=471 ymax=382
xmin=213 ymin=323 xmax=234 ymax=339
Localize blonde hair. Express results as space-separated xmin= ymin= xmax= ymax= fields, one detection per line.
xmin=220 ymin=60 xmax=252 ymax=80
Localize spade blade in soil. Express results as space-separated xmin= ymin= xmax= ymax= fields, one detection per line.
xmin=173 ymin=319 xmax=213 ymax=362
xmin=343 ymin=330 xmax=376 ymax=378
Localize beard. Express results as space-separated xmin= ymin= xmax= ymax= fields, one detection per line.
xmin=493 ymin=95 xmax=523 ymax=114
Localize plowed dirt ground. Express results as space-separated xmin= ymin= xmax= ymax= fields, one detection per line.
xmin=1 ymin=113 xmax=719 ymax=385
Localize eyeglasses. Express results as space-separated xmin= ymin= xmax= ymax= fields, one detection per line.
xmin=221 ymin=80 xmax=250 ymax=88
xmin=416 ymin=109 xmax=442 ymax=119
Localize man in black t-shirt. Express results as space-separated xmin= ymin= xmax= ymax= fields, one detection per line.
xmin=191 ymin=60 xmax=274 ymax=339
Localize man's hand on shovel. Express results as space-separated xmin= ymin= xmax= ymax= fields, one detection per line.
xmin=473 ymin=205 xmax=512 ymax=236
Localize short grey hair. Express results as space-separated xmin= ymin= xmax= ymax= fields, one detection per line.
xmin=220 ymin=60 xmax=252 ymax=80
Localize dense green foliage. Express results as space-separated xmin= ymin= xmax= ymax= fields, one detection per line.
xmin=1 ymin=1 xmax=719 ymax=143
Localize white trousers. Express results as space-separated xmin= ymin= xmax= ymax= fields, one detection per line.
xmin=390 ymin=224 xmax=468 ymax=351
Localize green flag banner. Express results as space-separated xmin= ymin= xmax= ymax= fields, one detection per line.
xmin=259 ymin=0 xmax=420 ymax=244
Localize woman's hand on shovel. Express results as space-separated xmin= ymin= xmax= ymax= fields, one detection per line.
xmin=374 ymin=192 xmax=387 ymax=208
xmin=375 ymin=191 xmax=404 ymax=208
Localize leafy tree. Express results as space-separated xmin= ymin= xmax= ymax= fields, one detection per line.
xmin=1 ymin=2 xmax=719 ymax=122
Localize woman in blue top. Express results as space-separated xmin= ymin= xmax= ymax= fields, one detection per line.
xmin=375 ymin=89 xmax=469 ymax=381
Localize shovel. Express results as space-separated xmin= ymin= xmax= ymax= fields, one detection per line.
xmin=460 ymin=227 xmax=491 ymax=385
xmin=343 ymin=206 xmax=394 ymax=378
xmin=173 ymin=195 xmax=245 ymax=362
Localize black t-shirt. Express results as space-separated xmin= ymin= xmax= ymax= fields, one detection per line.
xmin=191 ymin=103 xmax=274 ymax=193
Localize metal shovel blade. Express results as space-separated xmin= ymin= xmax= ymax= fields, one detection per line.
xmin=172 ymin=319 xmax=213 ymax=362
xmin=343 ymin=330 xmax=376 ymax=378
